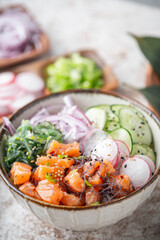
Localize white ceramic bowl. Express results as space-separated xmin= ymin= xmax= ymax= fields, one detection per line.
xmin=0 ymin=90 xmax=160 ymax=231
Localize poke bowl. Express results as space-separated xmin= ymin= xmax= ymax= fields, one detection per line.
xmin=0 ymin=90 xmax=159 ymax=231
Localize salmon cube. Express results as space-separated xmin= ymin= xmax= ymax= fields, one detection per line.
xmin=36 ymin=179 xmax=63 ymax=204
xmin=10 ymin=162 xmax=32 ymax=185
xmin=60 ymin=192 xmax=83 ymax=206
xmin=85 ymin=187 xmax=100 ymax=205
xmin=65 ymin=170 xmax=85 ymax=193
xmin=34 ymin=165 xmax=64 ymax=182
xmin=47 ymin=140 xmax=81 ymax=157
xmin=19 ymin=182 xmax=42 ymax=200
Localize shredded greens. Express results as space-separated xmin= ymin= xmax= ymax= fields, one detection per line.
xmin=4 ymin=120 xmax=64 ymax=170
xmin=45 ymin=53 xmax=103 ymax=92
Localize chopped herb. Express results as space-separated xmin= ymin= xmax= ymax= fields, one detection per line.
xmin=85 ymin=180 xmax=92 ymax=187
xmin=58 ymin=154 xmax=68 ymax=159
xmin=91 ymin=201 xmax=100 ymax=205
xmin=46 ymin=162 xmax=51 ymax=166
xmin=46 ymin=173 xmax=57 ymax=183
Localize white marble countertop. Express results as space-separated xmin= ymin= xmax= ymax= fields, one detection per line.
xmin=0 ymin=0 xmax=160 ymax=239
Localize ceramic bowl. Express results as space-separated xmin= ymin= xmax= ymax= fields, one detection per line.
xmin=0 ymin=90 xmax=160 ymax=231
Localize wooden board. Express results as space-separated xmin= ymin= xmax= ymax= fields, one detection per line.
xmin=0 ymin=49 xmax=118 ymax=124
xmin=0 ymin=5 xmax=50 ymax=69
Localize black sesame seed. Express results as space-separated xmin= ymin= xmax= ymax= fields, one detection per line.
xmin=112 ymin=110 xmax=115 ymax=113
xmin=137 ymin=134 xmax=140 ymax=137
xmin=133 ymin=128 xmax=135 ymax=131
xmin=114 ymin=124 xmax=117 ymax=127
xmin=141 ymin=122 xmax=145 ymax=125
xmin=138 ymin=150 xmax=140 ymax=153
xmin=139 ymin=126 xmax=141 ymax=129
xmin=142 ymin=133 xmax=144 ymax=136
xmin=124 ymin=164 xmax=127 ymax=168
xmin=121 ymin=156 xmax=124 ymax=160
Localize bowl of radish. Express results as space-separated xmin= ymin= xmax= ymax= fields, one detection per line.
xmin=0 ymin=90 xmax=159 ymax=231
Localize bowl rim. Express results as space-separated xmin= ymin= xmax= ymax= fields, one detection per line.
xmin=0 ymin=89 xmax=160 ymax=211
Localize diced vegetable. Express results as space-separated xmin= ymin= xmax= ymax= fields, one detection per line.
xmin=45 ymin=53 xmax=103 ymax=92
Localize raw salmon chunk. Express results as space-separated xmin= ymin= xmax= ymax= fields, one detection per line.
xmin=19 ymin=182 xmax=42 ymax=200
xmin=10 ymin=162 xmax=32 ymax=185
xmin=110 ymin=174 xmax=133 ymax=197
xmin=36 ymin=179 xmax=63 ymax=204
xmin=60 ymin=192 xmax=83 ymax=206
xmin=34 ymin=165 xmax=64 ymax=182
xmin=85 ymin=187 xmax=100 ymax=205
xmin=83 ymin=161 xmax=101 ymax=178
xmin=103 ymin=159 xmax=115 ymax=174
xmin=65 ymin=170 xmax=85 ymax=193
xmin=47 ymin=140 xmax=81 ymax=157
xmin=36 ymin=155 xmax=75 ymax=169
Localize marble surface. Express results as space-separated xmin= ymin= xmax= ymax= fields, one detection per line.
xmin=0 ymin=0 xmax=160 ymax=239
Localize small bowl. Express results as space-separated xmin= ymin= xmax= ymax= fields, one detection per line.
xmin=0 ymin=5 xmax=50 ymax=69
xmin=0 ymin=90 xmax=160 ymax=231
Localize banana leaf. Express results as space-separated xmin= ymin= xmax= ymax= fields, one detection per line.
xmin=130 ymin=33 xmax=160 ymax=77
xmin=140 ymin=86 xmax=160 ymax=113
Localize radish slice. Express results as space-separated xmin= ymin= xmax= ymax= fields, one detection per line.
xmin=92 ymin=138 xmax=118 ymax=167
xmin=82 ymin=129 xmax=111 ymax=155
xmin=83 ymin=129 xmax=118 ymax=166
xmin=135 ymin=155 xmax=155 ymax=175
xmin=0 ymin=72 xmax=15 ymax=87
xmin=0 ymin=98 xmax=12 ymax=116
xmin=0 ymin=83 xmax=19 ymax=99
xmin=15 ymin=72 xmax=45 ymax=93
xmin=120 ymin=156 xmax=151 ymax=188
xmin=115 ymin=140 xmax=130 ymax=170
xmin=9 ymin=93 xmax=36 ymax=111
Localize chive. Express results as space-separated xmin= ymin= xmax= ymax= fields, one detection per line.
xmin=46 ymin=173 xmax=57 ymax=183
xmin=70 ymin=169 xmax=78 ymax=174
xmin=85 ymin=180 xmax=92 ymax=187
xmin=58 ymin=154 xmax=68 ymax=159
xmin=46 ymin=162 xmax=51 ymax=166
xmin=91 ymin=201 xmax=100 ymax=205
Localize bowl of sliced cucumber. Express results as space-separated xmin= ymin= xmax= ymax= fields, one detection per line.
xmin=0 ymin=89 xmax=159 ymax=231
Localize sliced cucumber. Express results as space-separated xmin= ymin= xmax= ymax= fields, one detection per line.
xmin=119 ymin=108 xmax=152 ymax=145
xmin=104 ymin=121 xmax=120 ymax=132
xmin=111 ymin=104 xmax=146 ymax=120
xmin=95 ymin=105 xmax=119 ymax=122
xmin=130 ymin=143 xmax=156 ymax=163
xmin=109 ymin=128 xmax=133 ymax=152
xmin=85 ymin=108 xmax=107 ymax=129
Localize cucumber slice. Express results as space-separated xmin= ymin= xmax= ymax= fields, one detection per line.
xmin=104 ymin=121 xmax=120 ymax=131
xmin=109 ymin=128 xmax=133 ymax=152
xmin=111 ymin=104 xmax=146 ymax=120
xmin=131 ymin=144 xmax=156 ymax=163
xmin=95 ymin=105 xmax=119 ymax=122
xmin=85 ymin=108 xmax=107 ymax=129
xmin=119 ymin=108 xmax=152 ymax=145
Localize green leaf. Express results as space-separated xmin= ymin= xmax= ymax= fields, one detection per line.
xmin=130 ymin=33 xmax=160 ymax=77
xmin=85 ymin=180 xmax=92 ymax=187
xmin=139 ymin=86 xmax=160 ymax=113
